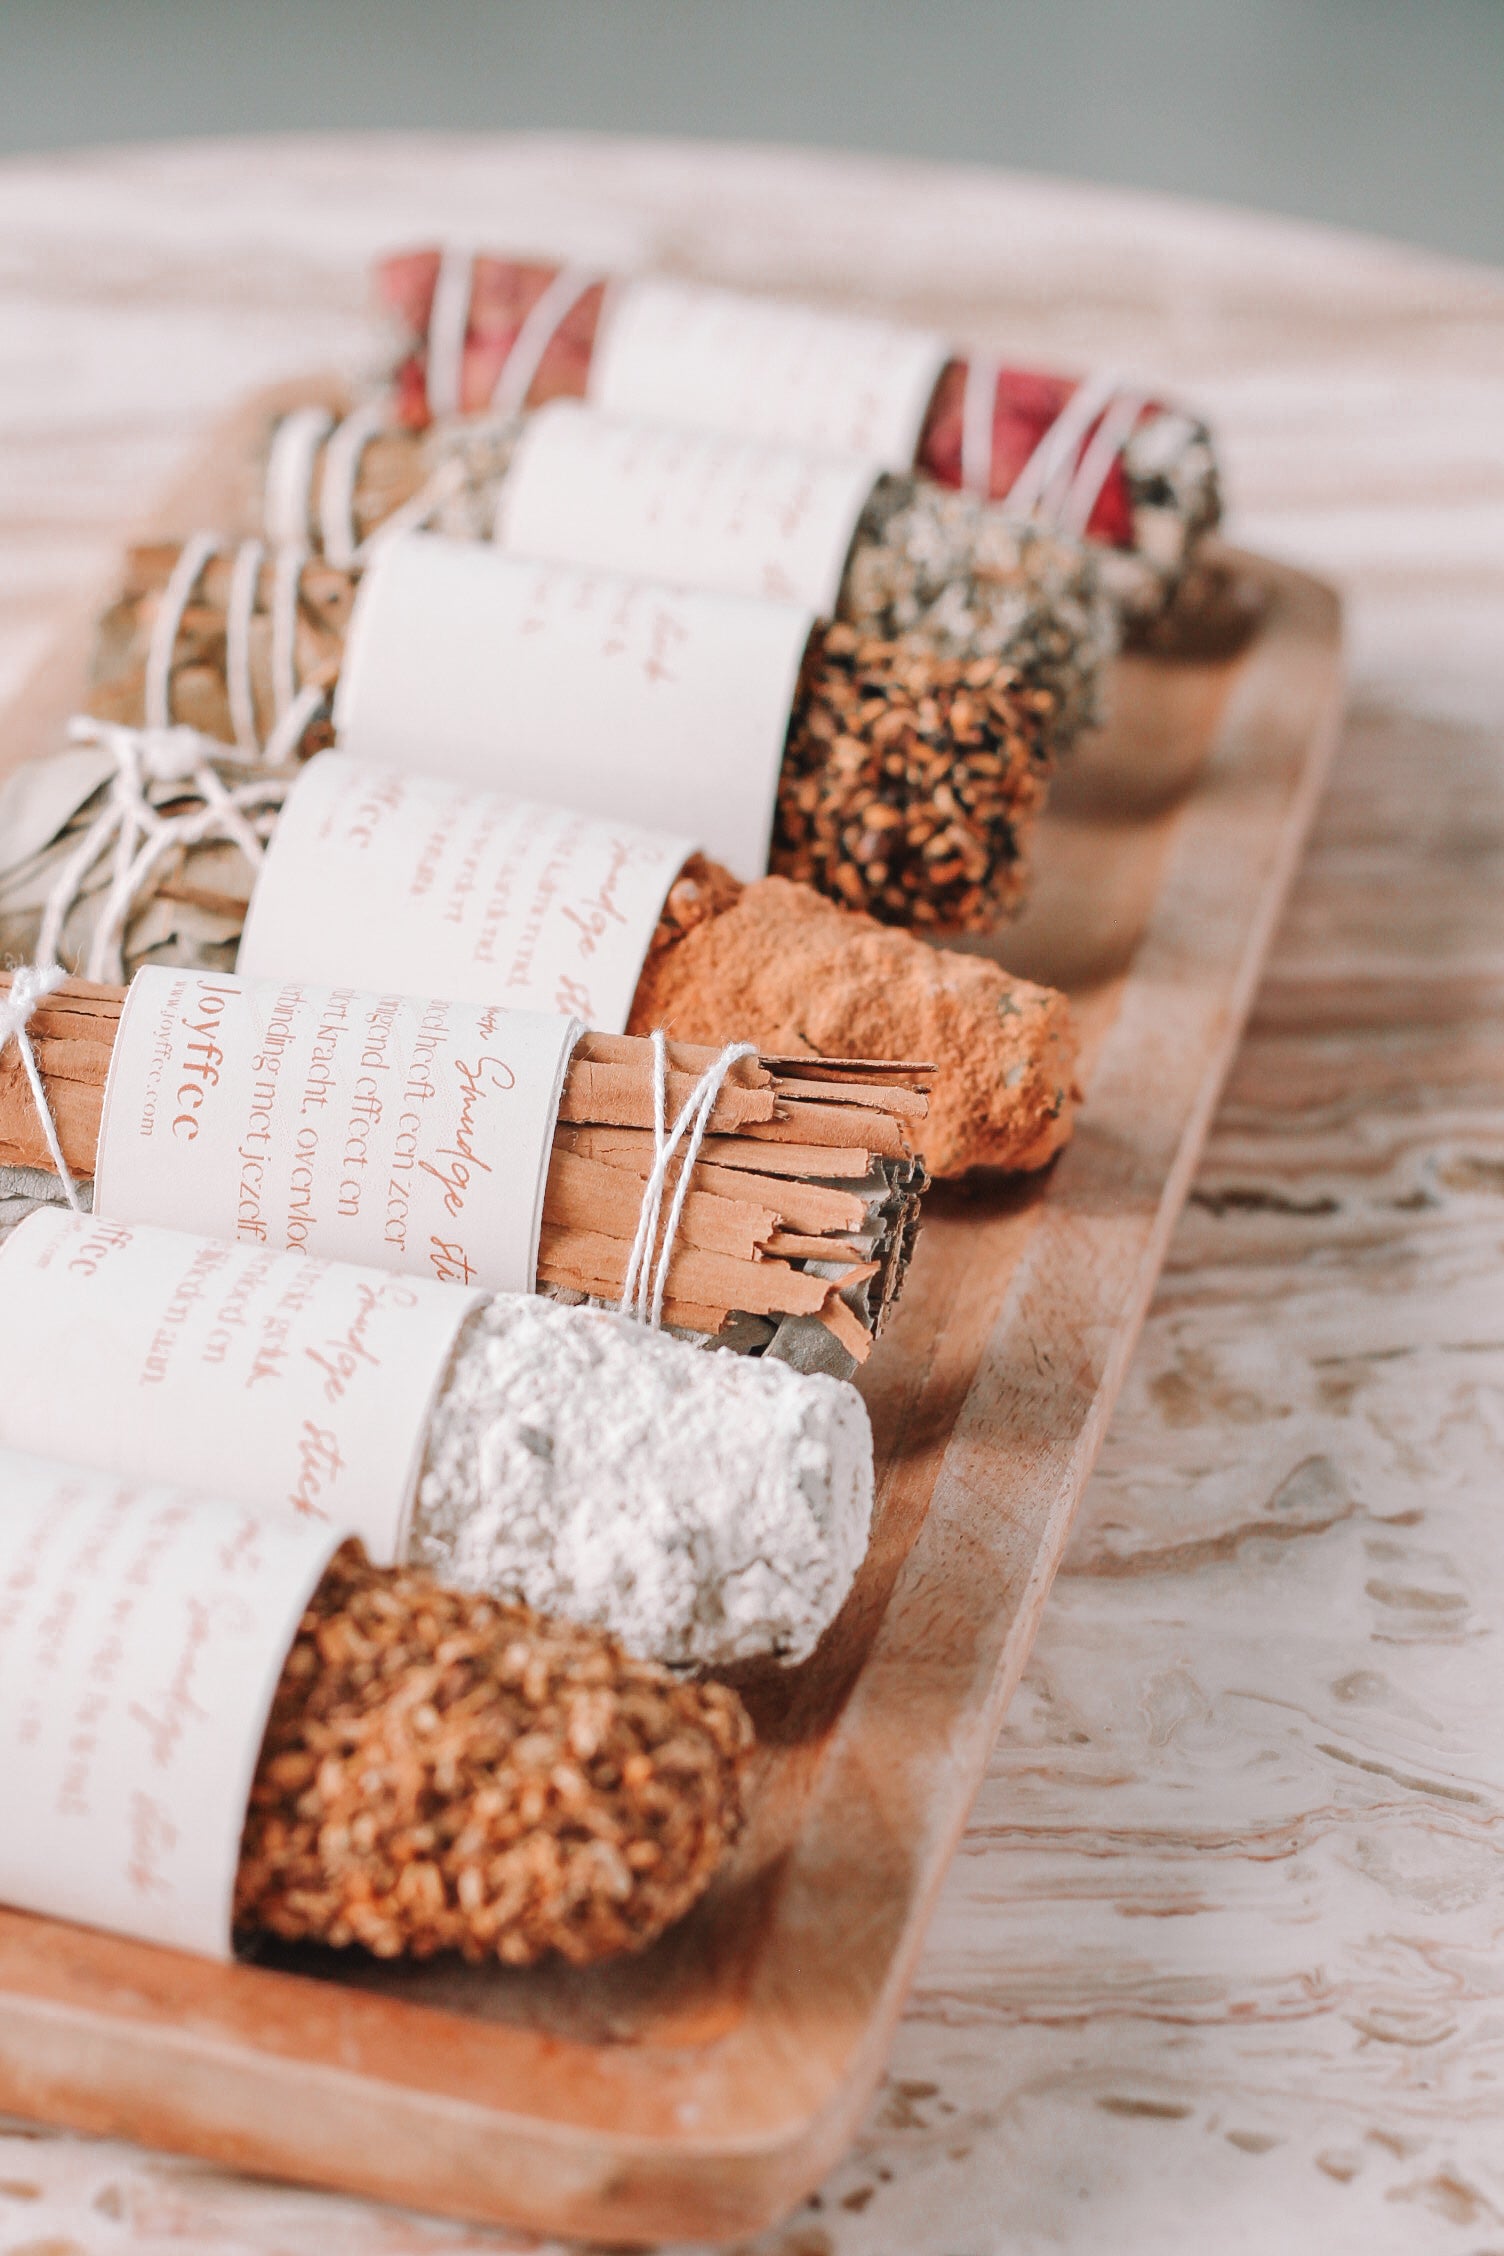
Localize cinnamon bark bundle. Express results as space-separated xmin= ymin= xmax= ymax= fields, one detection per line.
xmin=248 ymin=405 xmax=1113 ymax=760
xmin=0 ymin=971 xmax=926 ymax=1363
xmin=376 ymin=250 xmax=1220 ymax=621
xmin=88 ymin=540 xmax=1055 ymax=931
xmin=237 ymin=1543 xmax=752 ymax=1967
xmin=0 ymin=752 xmax=1078 ymax=1179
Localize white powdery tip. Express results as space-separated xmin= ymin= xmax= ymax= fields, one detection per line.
xmin=412 ymin=1293 xmax=874 ymax=1671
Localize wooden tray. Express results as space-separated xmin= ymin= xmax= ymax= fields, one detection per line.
xmin=0 ymin=425 xmax=1344 ymax=2244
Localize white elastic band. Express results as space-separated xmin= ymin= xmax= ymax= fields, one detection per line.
xmin=39 ymin=718 xmax=293 ymax=985
xmin=144 ymin=531 xmax=219 ymax=730
xmin=263 ymin=406 xmax=334 ymax=546
xmin=960 ymin=354 xmax=1000 ymax=497
xmin=425 ymin=244 xmax=476 ymax=419
xmin=1057 ymin=388 xmax=1144 ymax=539
xmin=619 ymin=1032 xmax=759 ymax=1330
xmin=224 ymin=538 xmax=265 ymax=756
xmin=487 ymin=264 xmax=601 ymax=419
xmin=0 ymin=963 xmax=84 ymax=1213
xmin=318 ymin=401 xmax=388 ymax=568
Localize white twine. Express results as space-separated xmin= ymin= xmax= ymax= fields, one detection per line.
xmin=425 ymin=244 xmax=476 ymax=420
xmin=37 ymin=718 xmax=293 ymax=985
xmin=144 ymin=532 xmax=324 ymax=767
xmin=960 ymin=353 xmax=1000 ymax=497
xmin=0 ymin=963 xmax=84 ymax=1213
xmin=263 ymin=405 xmax=335 ymax=546
xmin=317 ymin=399 xmax=388 ymax=568
xmin=422 ymin=247 xmax=602 ymax=422
xmin=144 ymin=530 xmax=220 ymax=730
xmin=1056 ymin=386 xmax=1145 ymax=538
xmin=1010 ymin=367 xmax=1127 ymax=530
xmin=264 ymin=406 xmax=471 ymax=569
xmin=619 ymin=1031 xmax=758 ymax=1331
xmin=486 ymin=263 xmax=601 ymax=418
xmin=224 ymin=537 xmax=265 ymax=755
xmin=270 ymin=540 xmax=308 ymax=727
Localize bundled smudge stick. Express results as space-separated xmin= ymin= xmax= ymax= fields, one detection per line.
xmin=0 ymin=730 xmax=1076 ymax=1180
xmin=239 ymin=1543 xmax=752 ymax=1966
xmin=88 ymin=537 xmax=1058 ymax=932
xmin=376 ymin=249 xmax=1221 ymax=623
xmin=0 ymin=970 xmax=927 ymax=1370
xmin=0 ymin=1442 xmax=751 ymax=1970
xmin=247 ymin=397 xmax=1114 ymax=760
xmin=0 ymin=1205 xmax=878 ymax=1668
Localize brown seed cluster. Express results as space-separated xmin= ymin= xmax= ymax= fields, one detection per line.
xmin=774 ymin=623 xmax=1055 ymax=932
xmin=235 ymin=1544 xmax=753 ymax=1967
xmin=90 ymin=553 xmax=1056 ymax=930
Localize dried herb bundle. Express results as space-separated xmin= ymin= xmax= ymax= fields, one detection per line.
xmin=87 ymin=541 xmax=1054 ymax=931
xmin=0 ymin=969 xmax=927 ymax=1363
xmin=0 ymin=756 xmax=1077 ymax=1180
xmin=375 ymin=249 xmax=1220 ymax=620
xmin=248 ymin=404 xmax=1113 ymax=759
xmin=236 ymin=1543 xmax=753 ymax=1966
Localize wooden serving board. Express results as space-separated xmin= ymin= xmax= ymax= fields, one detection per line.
xmin=0 ymin=423 xmax=1343 ymax=2245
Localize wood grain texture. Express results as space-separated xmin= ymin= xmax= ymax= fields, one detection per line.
xmin=0 ymin=132 xmax=1498 ymax=2254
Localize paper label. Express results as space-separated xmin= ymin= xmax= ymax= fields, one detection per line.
xmin=239 ymin=752 xmax=684 ymax=1036
xmin=493 ymin=401 xmax=876 ymax=614
xmin=94 ymin=967 xmax=578 ymax=1295
xmin=331 ymin=534 xmax=810 ymax=882
xmin=0 ymin=1209 xmax=480 ymax=1564
xmin=590 ymin=278 xmax=951 ymax=470
xmin=0 ymin=1445 xmax=345 ymax=1958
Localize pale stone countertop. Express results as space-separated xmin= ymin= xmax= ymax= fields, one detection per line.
xmin=1 ymin=134 xmax=1502 ymax=2256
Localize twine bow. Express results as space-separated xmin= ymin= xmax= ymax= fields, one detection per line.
xmin=37 ymin=718 xmax=294 ymax=985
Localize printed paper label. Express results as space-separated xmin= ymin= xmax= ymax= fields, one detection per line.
xmin=0 ymin=1209 xmax=480 ymax=1564
xmin=94 ymin=967 xmax=579 ymax=1295
xmin=0 ymin=1445 xmax=345 ymax=1958
xmin=493 ymin=401 xmax=876 ymax=614
xmin=239 ymin=752 xmax=684 ymax=1036
xmin=590 ymin=277 xmax=951 ymax=469
xmin=331 ymin=533 xmax=811 ymax=881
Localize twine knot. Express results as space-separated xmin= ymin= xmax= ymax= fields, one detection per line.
xmin=40 ymin=717 xmax=293 ymax=985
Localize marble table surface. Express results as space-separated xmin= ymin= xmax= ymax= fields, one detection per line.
xmin=1 ymin=134 xmax=1502 ymax=2256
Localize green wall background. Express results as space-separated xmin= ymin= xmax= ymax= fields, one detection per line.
xmin=3 ymin=0 xmax=1501 ymax=266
